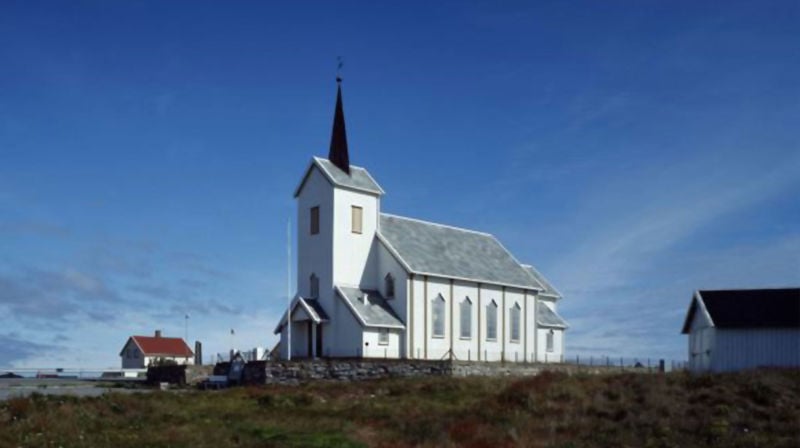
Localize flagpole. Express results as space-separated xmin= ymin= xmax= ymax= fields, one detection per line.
xmin=287 ymin=218 xmax=292 ymax=361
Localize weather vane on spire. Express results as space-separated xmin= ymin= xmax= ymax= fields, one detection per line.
xmin=336 ymin=56 xmax=343 ymax=83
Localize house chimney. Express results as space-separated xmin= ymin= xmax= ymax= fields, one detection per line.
xmin=155 ymin=330 xmax=162 ymax=338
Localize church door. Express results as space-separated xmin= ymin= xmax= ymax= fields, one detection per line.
xmin=316 ymin=324 xmax=323 ymax=358
xmin=306 ymin=322 xmax=313 ymax=358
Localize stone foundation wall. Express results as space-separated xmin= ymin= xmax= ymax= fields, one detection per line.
xmin=248 ymin=359 xmax=633 ymax=386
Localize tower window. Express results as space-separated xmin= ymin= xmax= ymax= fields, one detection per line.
xmin=310 ymin=206 xmax=320 ymax=235
xmin=385 ymin=273 xmax=395 ymax=298
xmin=547 ymin=330 xmax=555 ymax=352
xmin=351 ymin=206 xmax=363 ymax=234
xmin=310 ymin=273 xmax=319 ymax=298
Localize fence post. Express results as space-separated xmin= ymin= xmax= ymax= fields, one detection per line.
xmin=468 ymin=349 xmax=471 ymax=361
xmin=484 ymin=350 xmax=487 ymax=362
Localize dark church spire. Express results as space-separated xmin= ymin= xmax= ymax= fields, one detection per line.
xmin=328 ymin=77 xmax=350 ymax=175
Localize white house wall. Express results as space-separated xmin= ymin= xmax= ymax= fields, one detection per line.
xmin=688 ymin=303 xmax=714 ymax=372
xmin=710 ymin=329 xmax=800 ymax=372
xmin=121 ymin=339 xmax=145 ymax=369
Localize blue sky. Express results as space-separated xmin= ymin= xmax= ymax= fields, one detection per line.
xmin=1 ymin=1 xmax=798 ymax=368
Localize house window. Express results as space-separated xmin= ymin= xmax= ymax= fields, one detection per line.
xmin=310 ymin=273 xmax=319 ymax=298
xmin=510 ymin=303 xmax=521 ymax=342
xmin=432 ymin=294 xmax=445 ymax=338
xmin=385 ymin=273 xmax=395 ymax=298
xmin=546 ymin=330 xmax=555 ymax=352
xmin=351 ymin=206 xmax=363 ymax=234
xmin=133 ymin=349 xmax=139 ymax=359
xmin=486 ymin=300 xmax=498 ymax=341
xmin=460 ymin=297 xmax=472 ymax=339
xmin=310 ymin=206 xmax=320 ymax=235
xmin=378 ymin=328 xmax=389 ymax=345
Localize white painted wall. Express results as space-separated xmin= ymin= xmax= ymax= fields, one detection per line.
xmin=296 ymin=166 xmax=334 ymax=310
xmin=710 ymin=329 xmax=800 ymax=372
xmin=536 ymin=328 xmax=564 ymax=363
xmin=121 ymin=339 xmax=196 ymax=368
xmin=687 ymin=305 xmax=714 ymax=372
xmin=363 ymin=328 xmax=401 ymax=358
xmin=332 ymin=186 xmax=380 ymax=289
xmin=121 ymin=339 xmax=144 ymax=369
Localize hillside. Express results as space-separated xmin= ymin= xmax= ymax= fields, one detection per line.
xmin=1 ymin=370 xmax=798 ymax=447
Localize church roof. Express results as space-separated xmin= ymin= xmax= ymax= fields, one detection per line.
xmin=522 ymin=265 xmax=561 ymax=298
xmin=537 ymin=301 xmax=569 ymax=328
xmin=328 ymin=82 xmax=350 ymax=174
xmin=294 ymin=157 xmax=384 ymax=197
xmin=378 ymin=214 xmax=542 ymax=290
xmin=335 ymin=286 xmax=405 ymax=328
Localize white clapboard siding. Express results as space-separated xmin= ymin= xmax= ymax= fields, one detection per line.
xmin=710 ymin=329 xmax=800 ymax=372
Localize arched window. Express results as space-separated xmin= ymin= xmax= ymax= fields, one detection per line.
xmin=310 ymin=273 xmax=319 ymax=298
xmin=432 ymin=294 xmax=445 ymax=338
xmin=385 ymin=273 xmax=395 ymax=298
xmin=546 ymin=330 xmax=555 ymax=352
xmin=486 ymin=300 xmax=498 ymax=341
xmin=460 ymin=297 xmax=472 ymax=339
xmin=510 ymin=303 xmax=521 ymax=342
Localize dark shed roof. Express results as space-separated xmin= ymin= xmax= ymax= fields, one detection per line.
xmin=682 ymin=288 xmax=800 ymax=333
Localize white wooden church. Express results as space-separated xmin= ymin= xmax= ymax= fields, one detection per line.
xmin=274 ymin=81 xmax=568 ymax=362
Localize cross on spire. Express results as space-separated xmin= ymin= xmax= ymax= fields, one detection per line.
xmin=328 ymin=76 xmax=350 ymax=174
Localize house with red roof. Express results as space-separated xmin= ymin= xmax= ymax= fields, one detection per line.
xmin=120 ymin=330 xmax=194 ymax=369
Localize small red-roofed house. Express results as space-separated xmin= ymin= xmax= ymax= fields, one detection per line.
xmin=120 ymin=330 xmax=194 ymax=369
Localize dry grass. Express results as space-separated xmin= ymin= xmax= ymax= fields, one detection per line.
xmin=1 ymin=369 xmax=798 ymax=447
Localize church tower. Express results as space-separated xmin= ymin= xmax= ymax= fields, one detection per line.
xmin=293 ymin=79 xmax=384 ymax=314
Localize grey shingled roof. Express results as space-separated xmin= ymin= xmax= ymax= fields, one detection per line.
xmin=537 ymin=301 xmax=568 ymax=328
xmin=379 ymin=214 xmax=541 ymax=290
xmin=336 ymin=286 xmax=405 ymax=328
xmin=522 ymin=265 xmax=562 ymax=298
xmin=309 ymin=157 xmax=384 ymax=196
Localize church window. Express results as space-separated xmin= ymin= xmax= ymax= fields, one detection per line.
xmin=378 ymin=328 xmax=389 ymax=345
xmin=486 ymin=300 xmax=498 ymax=341
xmin=432 ymin=294 xmax=445 ymax=338
xmin=310 ymin=273 xmax=319 ymax=298
xmin=310 ymin=206 xmax=320 ymax=235
xmin=385 ymin=273 xmax=395 ymax=298
xmin=510 ymin=303 xmax=521 ymax=342
xmin=351 ymin=206 xmax=363 ymax=234
xmin=546 ymin=330 xmax=555 ymax=352
xmin=460 ymin=297 xmax=472 ymax=339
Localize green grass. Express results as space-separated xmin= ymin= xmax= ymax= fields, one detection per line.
xmin=1 ymin=370 xmax=799 ymax=447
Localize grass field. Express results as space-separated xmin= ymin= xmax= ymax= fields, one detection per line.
xmin=1 ymin=369 xmax=798 ymax=447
